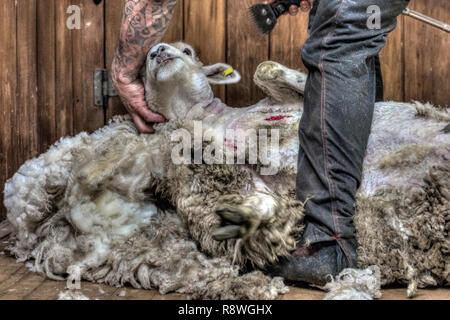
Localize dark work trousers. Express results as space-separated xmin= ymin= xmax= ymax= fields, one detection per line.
xmin=297 ymin=0 xmax=410 ymax=268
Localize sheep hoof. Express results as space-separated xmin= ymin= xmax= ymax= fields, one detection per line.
xmin=213 ymin=205 xmax=260 ymax=241
xmin=212 ymin=225 xmax=243 ymax=241
xmin=255 ymin=62 xmax=285 ymax=81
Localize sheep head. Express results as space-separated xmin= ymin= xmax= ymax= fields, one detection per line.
xmin=144 ymin=42 xmax=241 ymax=120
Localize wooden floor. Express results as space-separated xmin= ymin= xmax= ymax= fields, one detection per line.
xmin=0 ymin=254 xmax=449 ymax=300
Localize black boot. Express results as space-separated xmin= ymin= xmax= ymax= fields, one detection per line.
xmin=266 ymin=240 xmax=357 ymax=286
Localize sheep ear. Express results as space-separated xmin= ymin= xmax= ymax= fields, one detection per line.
xmin=202 ymin=63 xmax=241 ymax=85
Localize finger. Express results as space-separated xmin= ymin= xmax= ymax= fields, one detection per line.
xmin=132 ymin=114 xmax=155 ymax=134
xmin=300 ymin=0 xmax=312 ymax=11
xmin=212 ymin=225 xmax=243 ymax=241
xmin=134 ymin=105 xmax=166 ymax=123
xmin=289 ymin=5 xmax=299 ymax=16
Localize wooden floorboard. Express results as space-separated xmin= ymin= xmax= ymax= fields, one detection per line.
xmin=0 ymin=258 xmax=23 ymax=285
xmin=0 ymin=220 xmax=13 ymax=239
xmin=0 ymin=255 xmax=448 ymax=300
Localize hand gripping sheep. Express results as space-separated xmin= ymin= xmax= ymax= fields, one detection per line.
xmin=4 ymin=42 xmax=449 ymax=299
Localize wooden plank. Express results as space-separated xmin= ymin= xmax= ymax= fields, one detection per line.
xmin=105 ymin=0 xmax=126 ymax=120
xmin=0 ymin=0 xmax=17 ymax=221
xmin=270 ymin=11 xmax=309 ymax=74
xmin=227 ymin=0 xmax=269 ymax=107
xmin=0 ymin=254 xmax=24 ymax=285
xmin=0 ymin=264 xmax=29 ymax=295
xmin=379 ymin=15 xmax=404 ymax=102
xmin=114 ymin=288 xmax=185 ymax=300
xmin=37 ymin=0 xmax=57 ymax=152
xmin=381 ymin=287 xmax=450 ymax=300
xmin=163 ymin=0 xmax=184 ymax=43
xmin=24 ymin=272 xmax=119 ymax=300
xmin=15 ymin=0 xmax=39 ymax=171
xmin=404 ymin=0 xmax=449 ymax=107
xmin=0 ymin=272 xmax=47 ymax=300
xmin=0 ymin=263 xmax=23 ymax=288
xmin=55 ymin=0 xmax=74 ymax=138
xmin=72 ymin=0 xmax=105 ymax=134
xmin=281 ymin=286 xmax=325 ymax=300
xmin=1 ymin=256 xmax=450 ymax=300
xmin=184 ymin=0 xmax=226 ymax=101
xmin=25 ymin=279 xmax=117 ymax=300
xmin=0 ymin=220 xmax=13 ymax=239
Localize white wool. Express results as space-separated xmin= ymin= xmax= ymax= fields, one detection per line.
xmin=4 ymin=133 xmax=89 ymax=258
xmin=58 ymin=290 xmax=90 ymax=300
xmin=68 ymin=190 xmax=158 ymax=271
xmin=269 ymin=277 xmax=290 ymax=296
xmin=323 ymin=266 xmax=382 ymax=300
xmin=387 ymin=215 xmax=413 ymax=242
xmin=71 ymin=190 xmax=157 ymax=239
xmin=118 ymin=290 xmax=126 ymax=297
xmin=25 ymin=262 xmax=37 ymax=273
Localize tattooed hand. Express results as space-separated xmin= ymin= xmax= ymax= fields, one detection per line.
xmin=111 ymin=0 xmax=178 ymax=133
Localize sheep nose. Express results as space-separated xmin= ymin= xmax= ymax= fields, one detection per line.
xmin=150 ymin=45 xmax=167 ymax=60
xmin=158 ymin=46 xmax=166 ymax=54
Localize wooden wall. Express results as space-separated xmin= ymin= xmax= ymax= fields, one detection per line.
xmin=0 ymin=0 xmax=449 ymax=220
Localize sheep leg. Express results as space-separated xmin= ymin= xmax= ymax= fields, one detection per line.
xmin=213 ymin=177 xmax=277 ymax=241
xmin=175 ymin=165 xmax=304 ymax=267
xmin=253 ymin=61 xmax=307 ymax=103
xmin=213 ymin=192 xmax=277 ymax=241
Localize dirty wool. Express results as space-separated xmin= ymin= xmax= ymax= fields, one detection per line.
xmin=4 ymin=118 xmax=293 ymax=300
xmin=324 ymin=266 xmax=382 ymax=300
xmin=3 ymin=44 xmax=450 ymax=299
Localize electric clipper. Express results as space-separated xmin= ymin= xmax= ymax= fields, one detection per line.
xmin=249 ymin=0 xmax=303 ymax=35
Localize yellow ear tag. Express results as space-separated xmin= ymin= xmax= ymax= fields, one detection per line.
xmin=222 ymin=67 xmax=234 ymax=77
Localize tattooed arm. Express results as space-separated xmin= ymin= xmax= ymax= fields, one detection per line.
xmin=111 ymin=0 xmax=178 ymax=133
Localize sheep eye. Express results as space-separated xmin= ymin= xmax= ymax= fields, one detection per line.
xmin=183 ymin=48 xmax=192 ymax=56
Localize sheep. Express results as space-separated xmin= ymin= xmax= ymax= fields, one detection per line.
xmin=3 ymin=42 xmax=449 ymax=299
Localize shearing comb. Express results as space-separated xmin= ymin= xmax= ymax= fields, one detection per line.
xmin=249 ymin=0 xmax=303 ymax=35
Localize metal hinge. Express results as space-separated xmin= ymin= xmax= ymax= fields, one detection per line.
xmin=94 ymin=69 xmax=117 ymax=108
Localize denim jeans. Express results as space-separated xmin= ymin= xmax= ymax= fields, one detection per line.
xmin=297 ymin=0 xmax=410 ymax=267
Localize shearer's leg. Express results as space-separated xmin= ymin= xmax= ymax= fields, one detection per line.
xmin=267 ymin=0 xmax=410 ymax=285
xmin=374 ymin=55 xmax=384 ymax=102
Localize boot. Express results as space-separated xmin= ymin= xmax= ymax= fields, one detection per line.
xmin=266 ymin=241 xmax=357 ymax=286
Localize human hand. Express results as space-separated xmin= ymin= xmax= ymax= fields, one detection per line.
xmin=112 ymin=74 xmax=166 ymax=134
xmin=111 ymin=0 xmax=176 ymax=134
xmin=265 ymin=0 xmax=312 ymax=16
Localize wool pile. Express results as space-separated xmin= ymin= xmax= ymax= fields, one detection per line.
xmin=3 ymin=102 xmax=449 ymax=299
xmin=324 ymin=266 xmax=382 ymax=300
